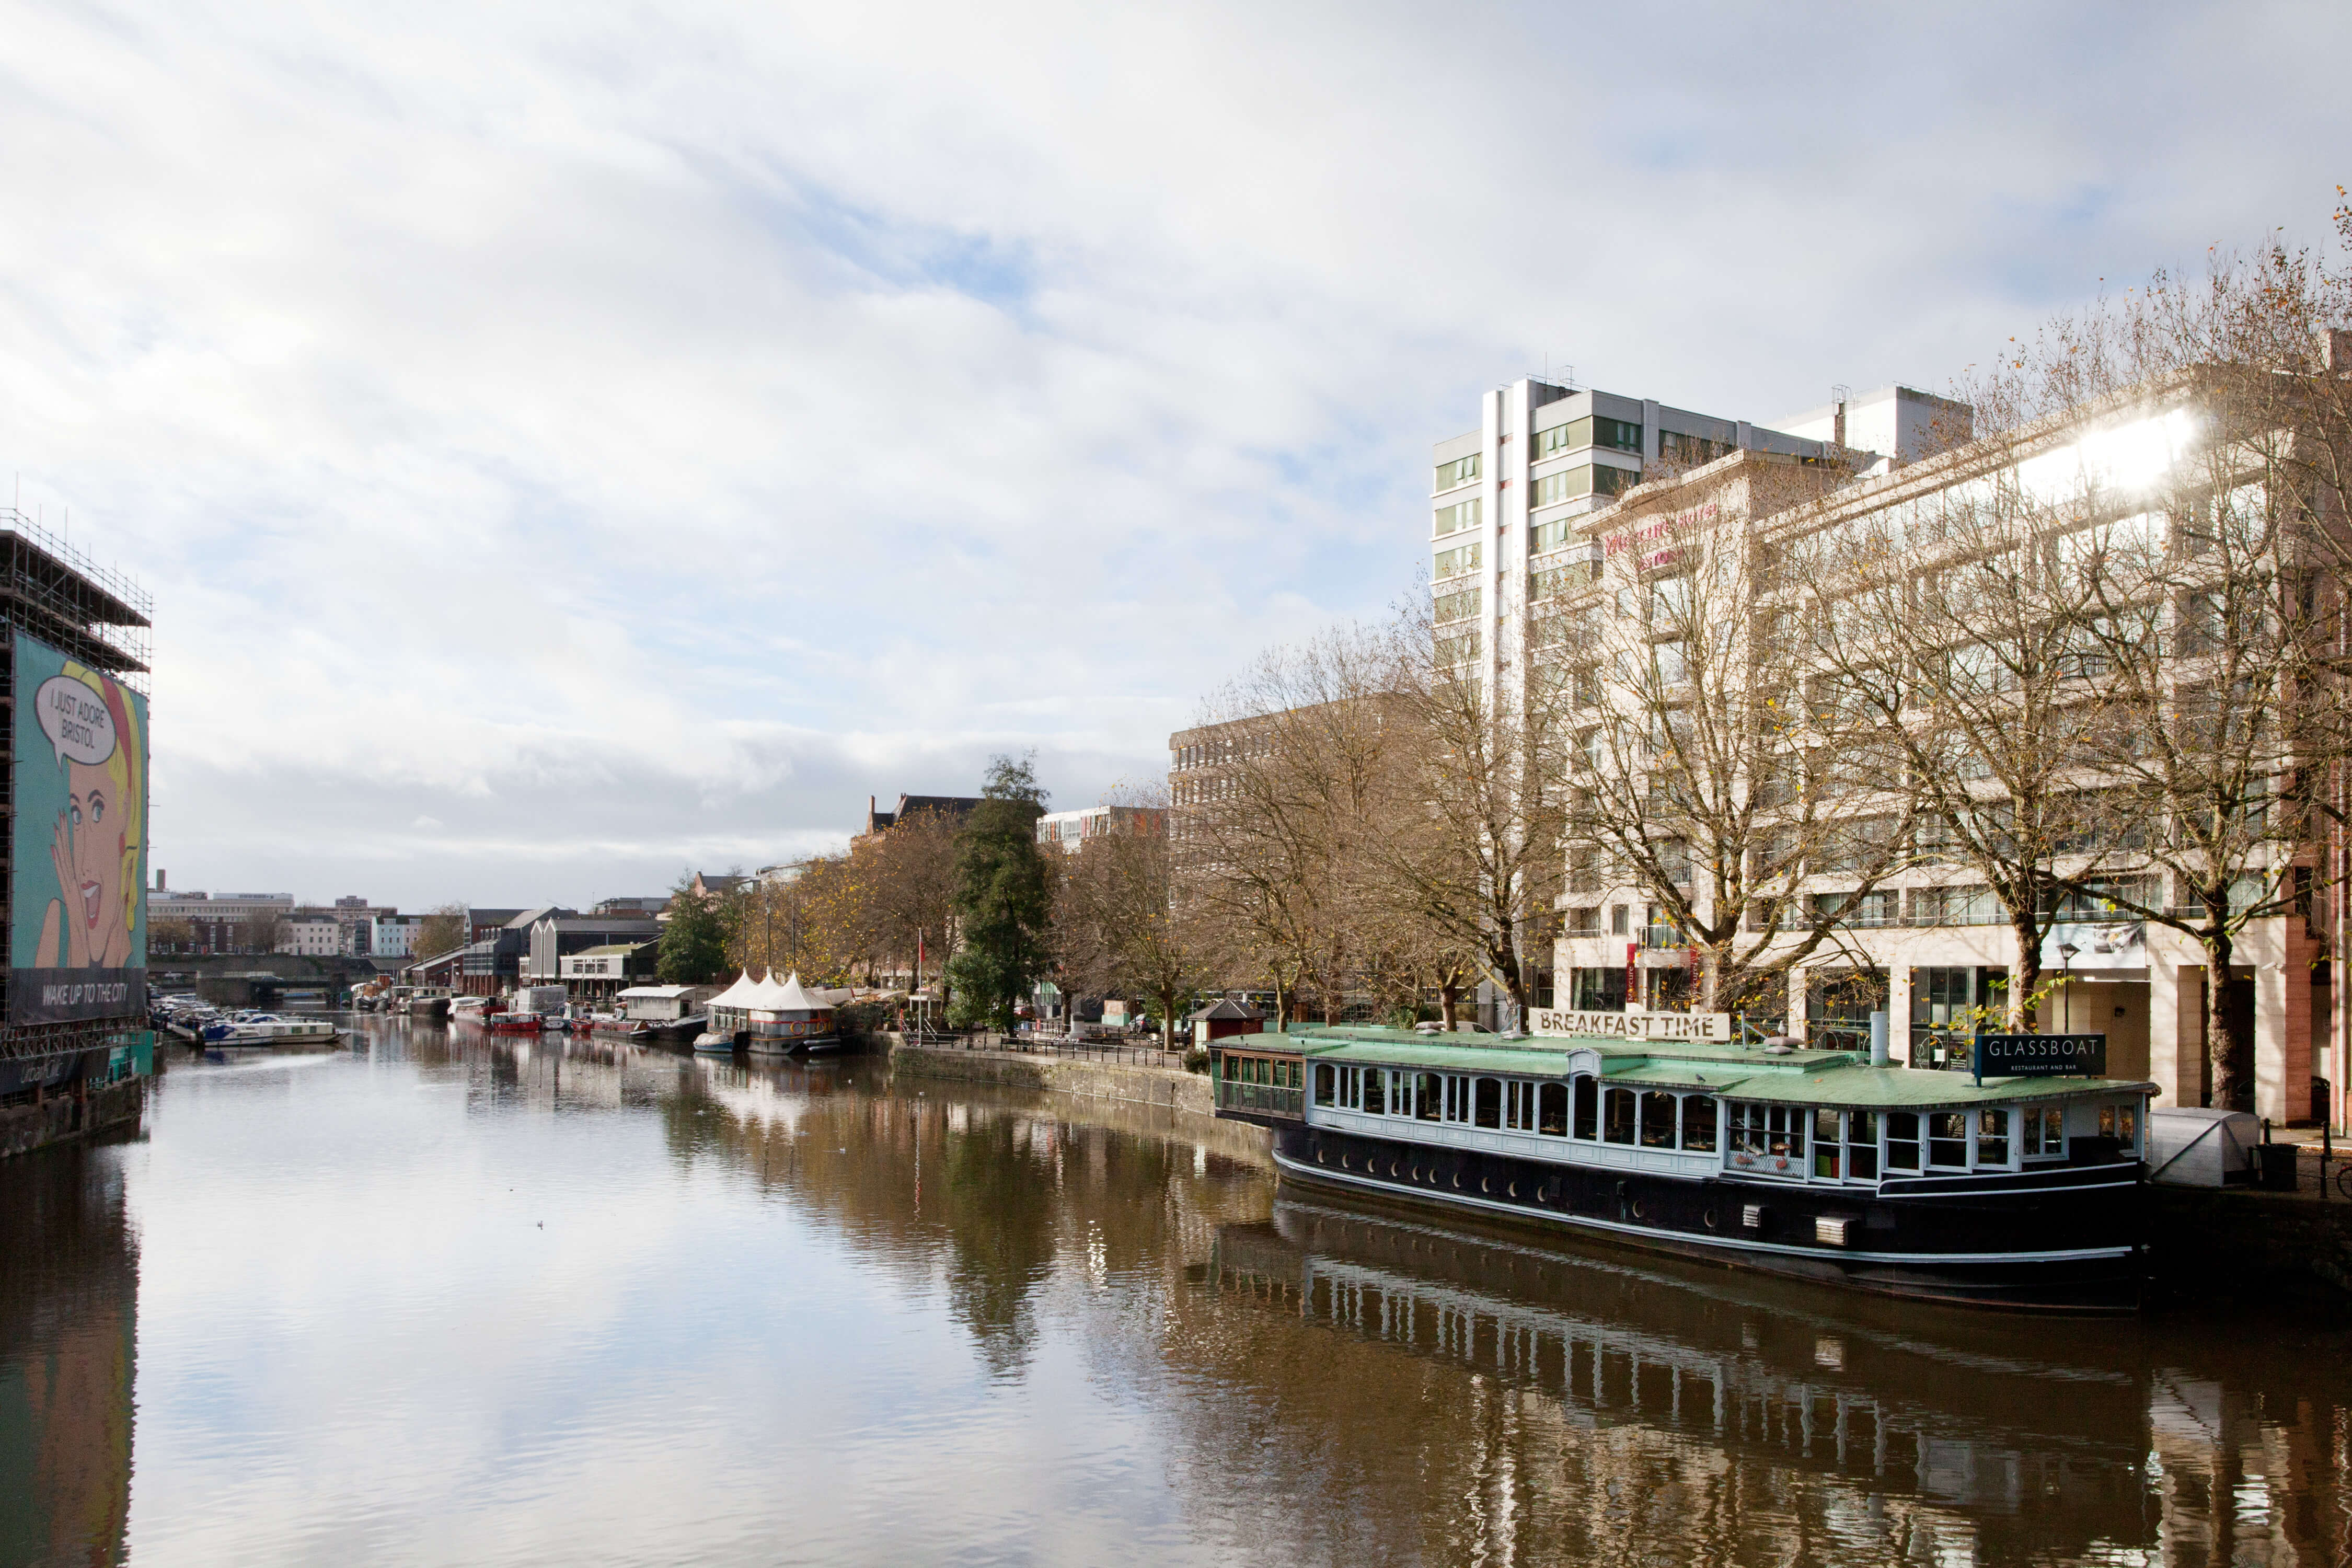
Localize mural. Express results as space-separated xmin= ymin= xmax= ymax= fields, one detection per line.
xmin=10 ymin=631 xmax=147 ymax=1023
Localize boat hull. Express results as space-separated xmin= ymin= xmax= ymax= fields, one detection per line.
xmin=1270 ymin=1122 xmax=2145 ymax=1313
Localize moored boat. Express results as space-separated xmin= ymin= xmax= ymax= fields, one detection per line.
xmin=484 ymin=1012 xmax=544 ymax=1034
xmin=1210 ymin=1011 xmax=2153 ymax=1313
xmin=200 ymin=1012 xmax=342 ymax=1046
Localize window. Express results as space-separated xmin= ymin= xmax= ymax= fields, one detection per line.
xmin=1435 ymin=630 xmax=1482 ymax=666
xmin=1532 ymin=468 xmax=1586 ymax=509
xmin=1433 ymin=588 xmax=1479 ymax=625
xmin=1886 ymin=1111 xmax=1921 ymax=1171
xmin=1813 ymin=1108 xmax=1843 ymax=1179
xmin=1445 ymin=1076 xmax=1468 ymax=1123
xmin=1976 ymin=1108 xmax=2011 ymax=1166
xmin=1474 ymin=1078 xmax=1502 ymax=1129
xmin=2021 ymin=1104 xmax=2065 ymax=1157
xmin=1434 ymin=498 xmax=1482 ymax=537
xmin=2097 ymin=1103 xmax=2139 ymax=1146
xmin=1540 ymin=1082 xmax=1569 ymax=1136
xmin=1610 ymin=904 xmax=1629 ymax=936
xmin=1314 ymin=1063 xmax=1335 ymax=1104
xmin=1362 ymin=1069 xmax=1385 ymax=1116
xmin=1573 ymin=1076 xmax=1599 ymax=1138
xmin=1726 ymin=1103 xmax=1807 ymax=1163
xmin=1603 ymin=1087 xmax=1636 ymax=1144
xmin=1529 ymin=517 xmax=1579 ymax=554
xmin=1913 ymin=885 xmax=2001 ymax=927
xmin=1433 ymin=541 xmax=1482 ymax=580
xmin=1415 ymin=1073 xmax=1442 ymax=1122
xmin=1681 ymin=1096 xmax=1717 ymax=1151
xmin=1658 ymin=430 xmax=1727 ymax=467
xmin=1653 ymin=639 xmax=1688 ymax=686
xmin=1434 ymin=453 xmax=1481 ymax=492
xmin=1846 ymin=1112 xmax=1878 ymax=1180
xmin=1566 ymin=907 xmax=1600 ymax=935
xmin=1640 ymin=1092 xmax=1677 ymax=1148
xmin=1928 ymin=1112 xmax=1968 ymax=1168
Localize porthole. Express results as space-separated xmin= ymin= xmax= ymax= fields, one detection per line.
xmin=1317 ymin=1149 xmax=1328 ymax=1165
xmin=1507 ymin=1181 xmax=1519 ymax=1199
xmin=1340 ymin=1153 xmax=1350 ymax=1170
xmin=1481 ymin=1177 xmax=1493 ymax=1194
xmin=1630 ymin=1198 xmax=1646 ymax=1221
xmin=1702 ymin=1207 xmax=1719 ymax=1230
xmin=1452 ymin=1173 xmax=1463 ymax=1189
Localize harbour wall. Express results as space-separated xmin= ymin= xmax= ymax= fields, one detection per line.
xmin=0 ymin=1078 xmax=146 ymax=1161
xmin=2149 ymin=1185 xmax=2352 ymax=1304
xmin=883 ymin=1037 xmax=1271 ymax=1165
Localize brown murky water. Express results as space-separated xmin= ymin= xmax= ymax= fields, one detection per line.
xmin=2 ymin=1020 xmax=2348 ymax=1565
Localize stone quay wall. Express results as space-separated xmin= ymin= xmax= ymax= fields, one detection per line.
xmin=0 ymin=1078 xmax=146 ymax=1161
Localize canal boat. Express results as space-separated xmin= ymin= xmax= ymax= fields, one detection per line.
xmin=747 ymin=973 xmax=839 ymax=1056
xmin=1208 ymin=1013 xmax=2154 ymax=1312
xmin=200 ymin=1012 xmax=342 ymax=1046
xmin=484 ymin=1012 xmax=544 ymax=1035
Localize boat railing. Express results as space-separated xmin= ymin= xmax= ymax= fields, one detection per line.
xmin=1216 ymin=1080 xmax=1304 ymax=1119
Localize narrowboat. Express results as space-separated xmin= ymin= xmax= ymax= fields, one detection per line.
xmin=1209 ymin=1012 xmax=2153 ymax=1312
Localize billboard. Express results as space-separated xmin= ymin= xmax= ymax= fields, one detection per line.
xmin=10 ymin=631 xmax=147 ymax=1023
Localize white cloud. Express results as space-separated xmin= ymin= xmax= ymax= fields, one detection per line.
xmin=4 ymin=0 xmax=2347 ymax=904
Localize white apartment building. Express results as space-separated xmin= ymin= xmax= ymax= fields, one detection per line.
xmin=370 ymin=915 xmax=424 ymax=959
xmin=278 ymin=915 xmax=343 ymax=958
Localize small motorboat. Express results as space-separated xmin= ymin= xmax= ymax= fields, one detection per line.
xmin=200 ymin=1012 xmax=340 ymax=1045
xmin=485 ymin=1012 xmax=544 ymax=1034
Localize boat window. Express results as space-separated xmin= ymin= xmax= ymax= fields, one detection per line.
xmin=1846 ymin=1111 xmax=1880 ymax=1180
xmin=1389 ymin=1070 xmax=1412 ymax=1115
xmin=1539 ymin=1082 xmax=1569 ymax=1136
xmin=2099 ymin=1103 xmax=2139 ymax=1148
xmin=1474 ymin=1078 xmax=1502 ymax=1129
xmin=1768 ymin=1106 xmax=1804 ymax=1159
xmin=1681 ymin=1095 xmax=1717 ymax=1151
xmin=1573 ymin=1076 xmax=1598 ymax=1139
xmin=1640 ymin=1092 xmax=1677 ymax=1148
xmin=1416 ymin=1073 xmax=1442 ymax=1121
xmin=1363 ymin=1069 xmax=1385 ymax=1115
xmin=1604 ymin=1087 xmax=1637 ymax=1145
xmin=1928 ymin=1112 xmax=1968 ymax=1168
xmin=2022 ymin=1104 xmax=2065 ymax=1157
xmin=1976 ymin=1108 xmax=2012 ymax=1167
xmin=1886 ymin=1111 xmax=1920 ymax=1171
xmin=1314 ymin=1063 xmax=1336 ymax=1104
xmin=1813 ymin=1108 xmax=1842 ymax=1180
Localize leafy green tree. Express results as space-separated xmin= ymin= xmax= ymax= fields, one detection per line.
xmin=658 ymin=872 xmax=731 ymax=983
xmin=947 ymin=756 xmax=1052 ymax=1030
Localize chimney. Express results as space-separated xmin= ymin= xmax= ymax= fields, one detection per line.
xmin=1831 ymin=384 xmax=1851 ymax=449
xmin=156 ymin=869 xmax=166 ymax=891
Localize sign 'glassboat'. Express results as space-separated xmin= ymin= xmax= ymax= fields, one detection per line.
xmin=1209 ymin=1010 xmax=2153 ymax=1312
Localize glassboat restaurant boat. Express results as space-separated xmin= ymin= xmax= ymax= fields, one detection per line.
xmin=1209 ymin=1012 xmax=2154 ymax=1312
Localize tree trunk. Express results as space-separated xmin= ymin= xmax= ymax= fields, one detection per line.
xmin=1438 ymin=975 xmax=1460 ymax=1030
xmin=1271 ymin=974 xmax=1288 ymax=1031
xmin=2201 ymin=926 xmax=2248 ymax=1111
xmin=2008 ymin=913 xmax=2044 ymax=1033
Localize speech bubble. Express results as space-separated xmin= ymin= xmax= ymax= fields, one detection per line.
xmin=36 ymin=676 xmax=116 ymax=768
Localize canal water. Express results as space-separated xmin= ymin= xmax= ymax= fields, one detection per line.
xmin=5 ymin=1023 xmax=2352 ymax=1566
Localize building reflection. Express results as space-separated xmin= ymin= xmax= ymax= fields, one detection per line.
xmin=0 ymin=1143 xmax=136 ymax=1566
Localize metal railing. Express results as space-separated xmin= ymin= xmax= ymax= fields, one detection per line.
xmin=1215 ymin=1080 xmax=1304 ymax=1118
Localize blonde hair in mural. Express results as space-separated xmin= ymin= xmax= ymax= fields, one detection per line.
xmin=64 ymin=661 xmax=143 ymax=944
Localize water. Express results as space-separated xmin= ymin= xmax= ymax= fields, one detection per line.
xmin=5 ymin=1022 xmax=2351 ymax=1566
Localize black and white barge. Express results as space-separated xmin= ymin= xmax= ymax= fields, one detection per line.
xmin=1209 ymin=1016 xmax=2152 ymax=1312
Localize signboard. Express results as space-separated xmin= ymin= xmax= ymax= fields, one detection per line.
xmin=1531 ymin=1008 xmax=1733 ymax=1043
xmin=2039 ymin=921 xmax=2145 ymax=971
xmin=1973 ymin=1032 xmax=2106 ymax=1081
xmin=9 ymin=632 xmax=147 ymax=1023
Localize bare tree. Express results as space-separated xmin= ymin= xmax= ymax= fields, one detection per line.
xmin=1562 ymin=457 xmax=1907 ymax=1022
xmin=1051 ymin=789 xmax=1202 ymax=1048
xmin=416 ymin=903 xmax=470 ymax=960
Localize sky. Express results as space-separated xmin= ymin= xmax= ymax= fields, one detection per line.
xmin=1 ymin=0 xmax=2346 ymax=910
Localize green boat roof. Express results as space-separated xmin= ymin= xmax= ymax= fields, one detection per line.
xmin=1218 ymin=1027 xmax=2151 ymax=1110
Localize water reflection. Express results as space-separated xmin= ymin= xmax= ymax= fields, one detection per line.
xmin=1 ymin=1021 xmax=2348 ymax=1565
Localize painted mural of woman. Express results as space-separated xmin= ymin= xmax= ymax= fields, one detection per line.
xmin=35 ymin=663 xmax=145 ymax=972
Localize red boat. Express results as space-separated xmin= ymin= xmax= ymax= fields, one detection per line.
xmin=485 ymin=1013 xmax=544 ymax=1034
